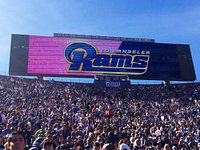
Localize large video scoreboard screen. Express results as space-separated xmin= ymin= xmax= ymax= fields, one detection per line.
xmin=9 ymin=34 xmax=196 ymax=81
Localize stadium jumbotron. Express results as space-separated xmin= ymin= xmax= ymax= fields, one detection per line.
xmin=9 ymin=33 xmax=196 ymax=87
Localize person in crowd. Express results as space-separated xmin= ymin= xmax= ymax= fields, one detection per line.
xmin=163 ymin=144 xmax=171 ymax=150
xmin=119 ymin=138 xmax=131 ymax=150
xmin=4 ymin=135 xmax=12 ymax=150
xmin=9 ymin=132 xmax=26 ymax=150
xmin=41 ymin=141 xmax=54 ymax=150
xmin=92 ymin=142 xmax=101 ymax=150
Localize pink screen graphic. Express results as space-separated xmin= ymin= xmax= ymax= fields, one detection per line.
xmin=28 ymin=36 xmax=122 ymax=76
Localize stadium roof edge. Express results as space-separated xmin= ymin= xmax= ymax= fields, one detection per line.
xmin=11 ymin=34 xmax=191 ymax=45
xmin=53 ymin=33 xmax=155 ymax=43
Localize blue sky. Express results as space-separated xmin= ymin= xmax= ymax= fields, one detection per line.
xmin=0 ymin=0 xmax=199 ymax=82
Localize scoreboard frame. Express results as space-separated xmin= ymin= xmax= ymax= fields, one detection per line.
xmin=9 ymin=34 xmax=196 ymax=81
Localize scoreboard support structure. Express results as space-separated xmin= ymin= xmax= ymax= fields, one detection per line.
xmin=94 ymin=74 xmax=130 ymax=88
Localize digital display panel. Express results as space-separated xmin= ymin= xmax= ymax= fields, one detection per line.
xmin=9 ymin=34 xmax=196 ymax=81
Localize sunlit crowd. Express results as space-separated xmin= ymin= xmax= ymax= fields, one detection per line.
xmin=0 ymin=75 xmax=199 ymax=150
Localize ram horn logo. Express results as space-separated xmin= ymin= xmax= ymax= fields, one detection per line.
xmin=64 ymin=42 xmax=150 ymax=75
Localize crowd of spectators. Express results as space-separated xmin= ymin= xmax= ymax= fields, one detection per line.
xmin=0 ymin=75 xmax=199 ymax=150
